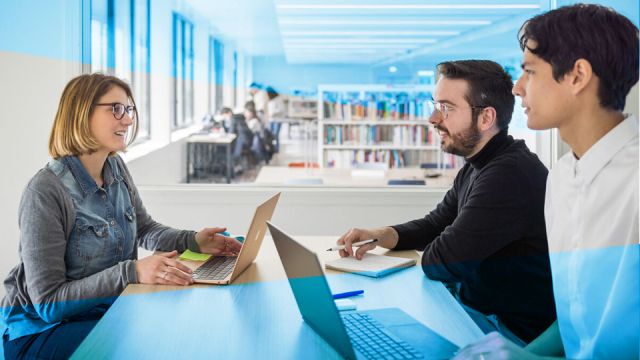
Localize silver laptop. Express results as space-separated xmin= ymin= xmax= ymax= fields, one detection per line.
xmin=180 ymin=193 xmax=280 ymax=284
xmin=267 ymin=222 xmax=458 ymax=360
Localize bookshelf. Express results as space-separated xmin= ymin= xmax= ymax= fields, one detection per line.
xmin=317 ymin=84 xmax=463 ymax=170
xmin=287 ymin=96 xmax=318 ymax=119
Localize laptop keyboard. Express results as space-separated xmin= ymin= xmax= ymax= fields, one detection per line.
xmin=341 ymin=313 xmax=424 ymax=359
xmin=192 ymin=256 xmax=237 ymax=281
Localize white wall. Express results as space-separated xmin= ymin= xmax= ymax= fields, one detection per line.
xmin=126 ymin=140 xmax=186 ymax=184
xmin=0 ymin=51 xmax=82 ymax=286
xmin=0 ymin=0 xmax=84 ymax=292
xmin=135 ymin=186 xmax=445 ymax=237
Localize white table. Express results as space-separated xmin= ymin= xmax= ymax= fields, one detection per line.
xmin=186 ymin=133 xmax=237 ymax=184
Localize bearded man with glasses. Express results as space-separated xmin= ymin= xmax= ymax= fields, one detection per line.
xmin=337 ymin=60 xmax=556 ymax=345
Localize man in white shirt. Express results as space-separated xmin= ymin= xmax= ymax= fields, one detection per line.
xmin=248 ymin=82 xmax=269 ymax=122
xmin=454 ymin=4 xmax=639 ymax=359
xmin=266 ymin=86 xmax=286 ymax=152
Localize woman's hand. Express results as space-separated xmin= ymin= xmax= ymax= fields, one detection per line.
xmin=195 ymin=227 xmax=243 ymax=256
xmin=135 ymin=251 xmax=194 ymax=286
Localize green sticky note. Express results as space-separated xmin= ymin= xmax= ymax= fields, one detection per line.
xmin=179 ymin=249 xmax=211 ymax=262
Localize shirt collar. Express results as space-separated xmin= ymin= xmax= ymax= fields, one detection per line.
xmin=467 ymin=130 xmax=512 ymax=169
xmin=574 ymin=115 xmax=638 ymax=185
xmin=62 ymin=156 xmax=122 ymax=197
xmin=104 ymin=156 xmax=123 ymax=187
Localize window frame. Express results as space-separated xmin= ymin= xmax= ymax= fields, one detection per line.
xmin=171 ymin=12 xmax=195 ymax=130
xmin=87 ymin=0 xmax=151 ymax=141
xmin=129 ymin=0 xmax=151 ymax=141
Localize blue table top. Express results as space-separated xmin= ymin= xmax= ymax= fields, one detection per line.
xmin=72 ymin=266 xmax=482 ymax=359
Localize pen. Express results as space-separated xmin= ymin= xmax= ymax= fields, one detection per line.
xmin=326 ymin=239 xmax=378 ymax=252
xmin=332 ymin=290 xmax=364 ymax=299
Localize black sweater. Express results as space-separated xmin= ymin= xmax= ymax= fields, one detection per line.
xmin=392 ymin=131 xmax=556 ymax=343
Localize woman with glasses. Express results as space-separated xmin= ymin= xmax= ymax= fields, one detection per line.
xmin=1 ymin=73 xmax=243 ymax=359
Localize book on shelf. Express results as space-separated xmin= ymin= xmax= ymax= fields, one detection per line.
xmin=325 ymin=149 xmax=446 ymax=169
xmin=318 ymin=85 xmax=463 ymax=170
xmin=323 ymin=125 xmax=434 ymax=147
xmin=324 ymin=148 xmax=464 ymax=169
xmin=323 ymin=98 xmax=433 ymax=121
xmin=288 ymin=97 xmax=317 ymax=118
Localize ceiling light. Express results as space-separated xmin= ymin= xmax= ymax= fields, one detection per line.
xmin=277 ymin=4 xmax=540 ymax=10
xmin=278 ymin=19 xmax=492 ymax=26
xmin=287 ymin=49 xmax=396 ymax=55
xmin=389 ymin=66 xmax=398 ymax=73
xmin=285 ymin=44 xmax=417 ymax=49
xmin=417 ymin=70 xmax=435 ymax=77
xmin=283 ymin=38 xmax=437 ymax=44
xmin=281 ymin=30 xmax=459 ymax=36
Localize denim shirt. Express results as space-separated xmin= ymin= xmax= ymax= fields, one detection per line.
xmin=55 ymin=156 xmax=137 ymax=280
xmin=1 ymin=155 xmax=199 ymax=341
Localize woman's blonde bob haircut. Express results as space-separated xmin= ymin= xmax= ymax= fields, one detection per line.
xmin=48 ymin=73 xmax=139 ymax=158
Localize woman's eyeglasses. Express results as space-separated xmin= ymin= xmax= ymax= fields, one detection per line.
xmin=94 ymin=102 xmax=136 ymax=120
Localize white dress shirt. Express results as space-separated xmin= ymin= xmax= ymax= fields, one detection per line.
xmin=268 ymin=96 xmax=286 ymax=121
xmin=545 ymin=115 xmax=639 ymax=359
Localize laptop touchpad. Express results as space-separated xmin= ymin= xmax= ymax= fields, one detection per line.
xmin=389 ymin=324 xmax=458 ymax=359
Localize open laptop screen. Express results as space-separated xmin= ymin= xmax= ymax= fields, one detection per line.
xmin=267 ymin=222 xmax=357 ymax=359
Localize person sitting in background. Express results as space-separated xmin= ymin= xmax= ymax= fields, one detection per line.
xmin=266 ymin=86 xmax=285 ymax=153
xmin=244 ymin=106 xmax=264 ymax=135
xmin=200 ymin=113 xmax=216 ymax=132
xmin=1 ymin=73 xmax=243 ymax=359
xmin=218 ymin=108 xmax=233 ymax=133
xmin=244 ymin=107 xmax=267 ymax=163
xmin=244 ymin=99 xmax=256 ymax=113
xmin=220 ymin=107 xmax=253 ymax=168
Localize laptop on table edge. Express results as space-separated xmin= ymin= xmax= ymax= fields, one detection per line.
xmin=178 ymin=192 xmax=280 ymax=285
xmin=266 ymin=221 xmax=458 ymax=360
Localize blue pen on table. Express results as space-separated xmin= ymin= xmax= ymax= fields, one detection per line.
xmin=332 ymin=290 xmax=364 ymax=300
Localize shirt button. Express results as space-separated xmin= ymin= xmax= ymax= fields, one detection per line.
xmin=110 ymin=220 xmax=115 ymax=226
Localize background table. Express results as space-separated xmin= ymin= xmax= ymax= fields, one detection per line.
xmin=186 ymin=133 xmax=237 ymax=184
xmin=72 ymin=236 xmax=483 ymax=359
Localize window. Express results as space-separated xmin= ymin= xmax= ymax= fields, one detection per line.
xmin=130 ymin=0 xmax=151 ymax=139
xmin=172 ymin=12 xmax=194 ymax=129
xmin=208 ymin=36 xmax=223 ymax=113
xmin=90 ymin=0 xmax=150 ymax=139
xmin=210 ymin=37 xmax=224 ymax=112
xmin=232 ymin=50 xmax=238 ymax=107
xmin=90 ymin=0 xmax=110 ymax=73
xmin=112 ymin=0 xmax=132 ymax=81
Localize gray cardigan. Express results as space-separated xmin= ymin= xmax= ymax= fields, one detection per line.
xmin=2 ymin=156 xmax=199 ymax=339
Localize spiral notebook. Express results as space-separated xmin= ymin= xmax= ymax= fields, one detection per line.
xmin=325 ymin=253 xmax=416 ymax=278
